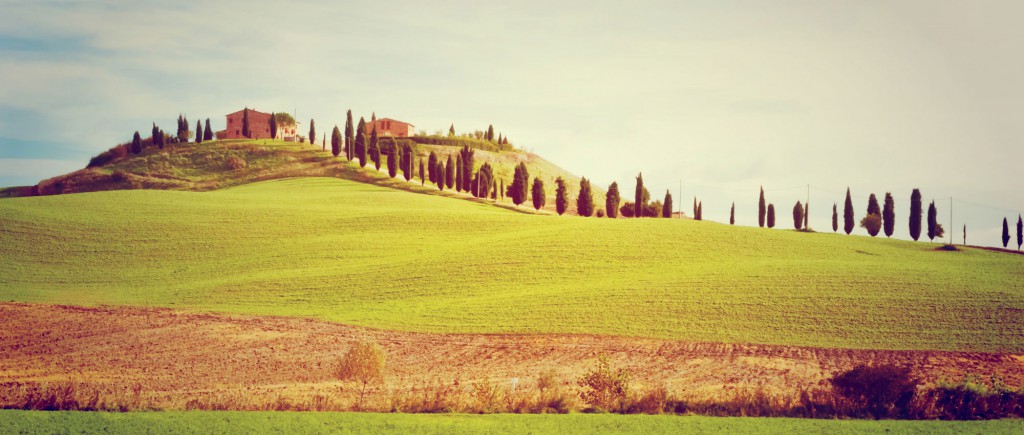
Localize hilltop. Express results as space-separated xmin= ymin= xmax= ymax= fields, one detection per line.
xmin=16 ymin=137 xmax=599 ymax=215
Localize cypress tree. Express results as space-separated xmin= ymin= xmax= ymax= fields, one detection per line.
xmin=767 ymin=204 xmax=776 ymax=228
xmin=204 ymin=118 xmax=213 ymax=141
xmin=662 ymin=191 xmax=673 ymax=218
xmin=507 ymin=162 xmax=529 ymax=206
xmin=345 ymin=110 xmax=354 ymax=160
xmin=369 ymin=138 xmax=381 ymax=170
xmin=487 ymin=124 xmax=494 ymax=141
xmin=1003 ymin=217 xmax=1011 ymax=248
xmin=356 ymin=118 xmax=367 ymax=167
xmin=909 ymin=189 xmax=923 ymax=241
xmin=532 ymin=177 xmax=546 ymax=210
xmin=459 ymin=146 xmax=475 ymax=192
xmin=606 ymin=182 xmax=620 ymax=218
xmin=803 ymin=202 xmax=809 ymax=230
xmin=832 ymin=203 xmax=838 ymax=232
xmin=387 ymin=147 xmax=398 ymax=178
xmin=269 ymin=113 xmax=278 ymax=139
xmin=152 ymin=123 xmax=159 ymax=146
xmin=455 ymin=155 xmax=463 ymax=191
xmin=555 ymin=177 xmax=568 ymax=216
xmin=435 ymin=161 xmax=445 ymax=191
xmin=182 ymin=114 xmax=188 ymax=142
xmin=882 ymin=193 xmax=895 ymax=238
xmin=445 ymin=155 xmax=455 ymax=189
xmin=427 ymin=152 xmax=437 ymax=183
xmin=131 ymin=131 xmax=142 ymax=154
xmin=867 ymin=193 xmax=880 ymax=217
xmin=196 ymin=120 xmax=203 ymax=144
xmin=730 ymin=202 xmax=735 ymax=225
xmin=419 ymin=158 xmax=425 ymax=185
xmin=576 ymin=178 xmax=594 ymax=217
xmin=242 ymin=109 xmax=250 ymax=138
xmin=491 ymin=180 xmax=497 ymax=200
xmin=793 ymin=201 xmax=803 ymax=230
xmin=697 ymin=202 xmax=702 ymax=220
xmin=157 ymin=129 xmax=165 ymax=149
xmin=449 ymin=124 xmax=455 ymax=137
xmin=693 ymin=197 xmax=697 ymax=218
xmin=331 ymin=126 xmax=342 ymax=157
xmin=402 ymin=143 xmax=414 ymax=181
xmin=634 ymin=173 xmax=644 ymax=219
xmin=1018 ymin=215 xmax=1023 ymax=250
xmin=309 ymin=119 xmax=316 ymax=149
xmin=927 ymin=201 xmax=938 ymax=241
xmin=844 ymin=187 xmax=854 ymax=235
xmin=758 ymin=186 xmax=766 ymax=227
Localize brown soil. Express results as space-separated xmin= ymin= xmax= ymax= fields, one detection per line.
xmin=2 ymin=303 xmax=1022 ymax=409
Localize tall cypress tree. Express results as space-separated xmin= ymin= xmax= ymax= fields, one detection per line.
xmin=867 ymin=193 xmax=880 ymax=217
xmin=606 ymin=182 xmax=620 ymax=218
xmin=927 ymin=201 xmax=938 ymax=241
xmin=242 ymin=109 xmax=250 ymax=138
xmin=555 ymin=177 xmax=568 ymax=216
xmin=196 ymin=120 xmax=203 ymax=144
xmin=487 ymin=124 xmax=494 ymax=141
xmin=436 ymin=161 xmax=445 ymax=191
xmin=449 ymin=124 xmax=455 ymax=137
xmin=793 ymin=201 xmax=803 ymax=230
xmin=730 ymin=202 xmax=735 ymax=225
xmin=428 ymin=152 xmax=438 ymax=184
xmin=697 ymin=201 xmax=702 ymax=220
xmin=507 ymin=162 xmax=529 ymax=206
xmin=345 ymin=110 xmax=354 ymax=160
xmin=454 ymin=155 xmax=463 ymax=191
xmin=882 ymin=193 xmax=895 ymax=238
xmin=662 ymin=191 xmax=673 ymax=218
xmin=1016 ymin=215 xmax=1023 ymax=250
xmin=459 ymin=146 xmax=475 ymax=192
xmin=387 ymin=146 xmax=399 ymax=178
xmin=369 ymin=138 xmax=381 ymax=170
xmin=269 ymin=113 xmax=278 ymax=139
xmin=532 ymin=177 xmax=546 ymax=211
xmin=204 ymin=118 xmax=213 ymax=141
xmin=402 ymin=143 xmax=414 ymax=181
xmin=356 ymin=118 xmax=368 ymax=167
xmin=446 ymin=155 xmax=455 ymax=189
xmin=576 ymin=178 xmax=594 ymax=217
xmin=767 ymin=204 xmax=776 ymax=228
xmin=634 ymin=173 xmax=644 ymax=219
xmin=1003 ymin=217 xmax=1011 ymax=248
xmin=309 ymin=119 xmax=316 ymax=149
xmin=693 ymin=197 xmax=697 ymax=218
xmin=832 ymin=203 xmax=838 ymax=232
xmin=909 ymin=189 xmax=923 ymax=241
xmin=844 ymin=187 xmax=854 ymax=235
xmin=803 ymin=202 xmax=809 ymax=230
xmin=331 ymin=126 xmax=342 ymax=157
xmin=131 ymin=131 xmax=142 ymax=154
xmin=758 ymin=186 xmax=766 ymax=227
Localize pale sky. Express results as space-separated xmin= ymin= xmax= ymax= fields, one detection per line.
xmin=1 ymin=0 xmax=1022 ymax=247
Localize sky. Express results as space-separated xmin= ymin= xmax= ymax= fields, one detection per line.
xmin=1 ymin=0 xmax=1022 ymax=247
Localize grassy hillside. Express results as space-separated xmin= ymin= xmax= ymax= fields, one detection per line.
xmin=29 ymin=138 xmax=598 ymax=214
xmin=2 ymin=411 xmax=1019 ymax=434
xmin=2 ymin=178 xmax=1022 ymax=352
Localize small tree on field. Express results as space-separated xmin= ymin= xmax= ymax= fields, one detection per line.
xmin=909 ymin=189 xmax=923 ymax=241
xmin=555 ymin=177 xmax=568 ymax=216
xmin=577 ymin=354 xmax=631 ymax=413
xmin=844 ymin=188 xmax=855 ymax=235
xmin=577 ymin=177 xmax=594 ymax=217
xmin=445 ymin=155 xmax=455 ymax=189
xmin=338 ymin=341 xmax=386 ymax=410
xmin=1003 ymin=216 xmax=1011 ymax=247
xmin=860 ymin=213 xmax=882 ymax=237
xmin=882 ymin=193 xmax=895 ymax=238
xmin=832 ymin=203 xmax=838 ymax=233
xmin=767 ymin=203 xmax=776 ymax=228
xmin=662 ymin=190 xmax=673 ymax=218
xmin=634 ymin=173 xmax=644 ymax=219
xmin=532 ymin=177 xmax=546 ymax=210
xmin=606 ymin=182 xmax=620 ymax=218
xmin=331 ymin=126 xmax=342 ymax=157
xmin=758 ymin=186 xmax=766 ymax=227
xmin=730 ymin=202 xmax=735 ymax=225
xmin=131 ymin=131 xmax=142 ymax=154
xmin=793 ymin=201 xmax=803 ymax=230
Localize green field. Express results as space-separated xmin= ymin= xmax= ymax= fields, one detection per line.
xmin=3 ymin=177 xmax=1022 ymax=352
xmin=1 ymin=411 xmax=1020 ymax=434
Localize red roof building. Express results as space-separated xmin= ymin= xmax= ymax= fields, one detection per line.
xmin=366 ymin=118 xmax=415 ymax=138
xmin=218 ymin=108 xmax=296 ymax=140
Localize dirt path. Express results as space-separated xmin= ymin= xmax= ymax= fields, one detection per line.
xmin=2 ymin=303 xmax=1022 ymax=409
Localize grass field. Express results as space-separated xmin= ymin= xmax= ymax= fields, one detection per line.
xmin=2 ymin=177 xmax=1022 ymax=352
xmin=1 ymin=411 xmax=1021 ymax=434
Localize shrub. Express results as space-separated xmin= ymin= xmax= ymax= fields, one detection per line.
xmin=110 ymin=171 xmax=129 ymax=183
xmin=860 ymin=213 xmax=882 ymax=237
xmin=577 ymin=354 xmax=631 ymax=412
xmin=830 ymin=364 xmax=918 ymax=419
xmin=87 ymin=144 xmax=129 ymax=168
xmin=338 ymin=341 xmax=386 ymax=410
xmin=226 ymin=156 xmax=247 ymax=170
xmin=596 ymin=209 xmax=605 ymax=218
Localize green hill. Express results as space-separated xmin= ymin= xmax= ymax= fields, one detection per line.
xmin=27 ymin=138 xmax=598 ymax=214
xmin=2 ymin=177 xmax=1021 ymax=352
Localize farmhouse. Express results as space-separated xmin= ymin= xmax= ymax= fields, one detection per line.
xmin=366 ymin=117 xmax=415 ymax=138
xmin=217 ymin=108 xmax=297 ymax=140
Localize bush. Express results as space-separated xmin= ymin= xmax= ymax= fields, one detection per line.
xmin=338 ymin=341 xmax=386 ymax=409
xmin=830 ymin=364 xmax=918 ymax=419
xmin=87 ymin=144 xmax=129 ymax=168
xmin=226 ymin=157 xmax=247 ymax=170
xmin=596 ymin=209 xmax=605 ymax=218
xmin=406 ymin=135 xmax=513 ymax=153
xmin=577 ymin=355 xmax=631 ymax=412
xmin=860 ymin=213 xmax=882 ymax=237
xmin=110 ymin=171 xmax=129 ymax=183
